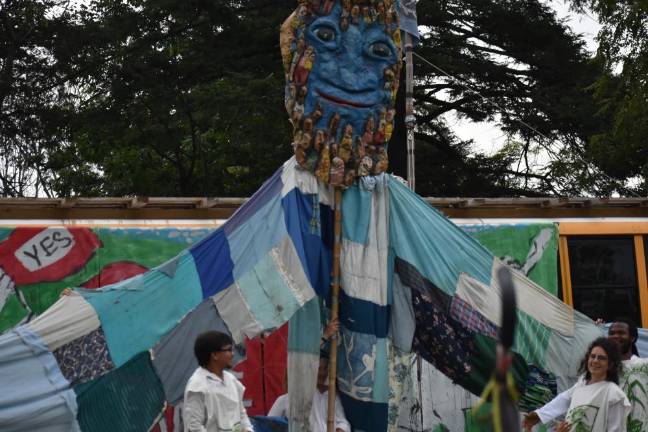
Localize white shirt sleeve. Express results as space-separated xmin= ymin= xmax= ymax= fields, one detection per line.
xmin=607 ymin=399 xmax=628 ymax=432
xmin=183 ymin=391 xmax=208 ymax=432
xmin=334 ymin=395 xmax=351 ymax=432
xmin=268 ymin=394 xmax=288 ymax=418
xmin=235 ymin=381 xmax=254 ymax=432
xmin=536 ymin=389 xmax=572 ymax=424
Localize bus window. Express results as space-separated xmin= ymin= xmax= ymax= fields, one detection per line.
xmin=568 ymin=236 xmax=640 ymax=324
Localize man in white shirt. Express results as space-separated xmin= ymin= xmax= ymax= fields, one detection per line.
xmin=268 ymin=352 xmax=351 ymax=432
xmin=183 ymin=331 xmax=253 ymax=432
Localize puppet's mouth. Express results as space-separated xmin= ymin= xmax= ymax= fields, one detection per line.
xmin=316 ymin=90 xmax=376 ymax=108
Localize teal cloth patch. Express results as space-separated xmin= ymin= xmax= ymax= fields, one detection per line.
xmin=288 ymin=297 xmax=321 ymax=356
xmin=79 ymin=251 xmax=202 ymax=366
xmin=342 ymin=184 xmax=372 ymax=244
xmin=238 ymin=251 xmax=300 ymax=329
xmin=229 ymin=192 xmax=288 ymax=281
xmin=387 ymin=176 xmax=492 ymax=295
xmin=75 ymin=351 xmax=164 ymax=432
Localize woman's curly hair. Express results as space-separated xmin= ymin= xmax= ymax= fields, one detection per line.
xmin=577 ymin=337 xmax=622 ymax=384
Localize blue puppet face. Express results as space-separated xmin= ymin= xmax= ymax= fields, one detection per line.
xmin=282 ymin=0 xmax=401 ymax=187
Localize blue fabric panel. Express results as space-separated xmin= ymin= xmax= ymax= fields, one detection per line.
xmin=189 ymin=227 xmax=234 ymax=298
xmin=339 ymin=392 xmax=388 ymax=432
xmin=387 ymin=176 xmax=493 ymax=295
xmin=223 ymin=165 xmax=284 ymax=236
xmin=337 ymin=327 xmax=389 ymax=404
xmin=341 ymin=184 xmax=372 ymax=244
xmin=281 ymin=189 xmax=315 ymax=287
xmin=320 ymin=203 xmax=334 ymax=250
xmin=238 ymin=251 xmax=300 ymax=329
xmin=250 ymin=416 xmax=288 ymax=431
xmin=288 ymin=297 xmax=321 ymax=355
xmin=389 ymin=272 xmax=415 ymax=352
xmin=387 ymin=248 xmax=395 ymax=305
xmin=318 ymin=203 xmax=334 ymax=297
xmin=152 ymin=300 xmax=244 ymax=405
xmin=0 ymin=326 xmax=80 ymax=432
xmin=397 ymin=0 xmax=420 ymax=42
xmin=228 ymin=191 xmax=288 ymax=281
xmin=281 ymin=189 xmax=332 ymax=297
xmin=80 ymin=252 xmax=203 ymax=367
xmin=339 ymin=290 xmax=389 ymax=338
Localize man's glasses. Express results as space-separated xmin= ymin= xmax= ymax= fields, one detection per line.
xmin=218 ymin=346 xmax=234 ymax=352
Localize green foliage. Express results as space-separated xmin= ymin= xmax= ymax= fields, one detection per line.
xmin=567 ymin=0 xmax=648 ymax=194
xmin=54 ymin=0 xmax=294 ymax=196
xmin=1 ymin=0 xmax=646 ymax=197
xmin=411 ymin=0 xmax=612 ymax=196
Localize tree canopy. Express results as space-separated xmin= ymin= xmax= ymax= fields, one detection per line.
xmin=0 ymin=0 xmax=645 ymax=197
xmin=568 ymin=0 xmax=648 ymax=194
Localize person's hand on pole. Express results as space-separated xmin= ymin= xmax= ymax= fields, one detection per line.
xmin=322 ymin=317 xmax=340 ymax=341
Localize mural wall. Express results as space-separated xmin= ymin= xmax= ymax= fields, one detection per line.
xmin=0 ymin=222 xmax=558 ymax=432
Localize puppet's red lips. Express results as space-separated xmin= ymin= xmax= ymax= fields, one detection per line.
xmin=316 ymin=90 xmax=375 ymax=108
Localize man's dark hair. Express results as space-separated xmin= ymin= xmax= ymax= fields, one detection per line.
xmin=194 ymin=331 xmax=233 ymax=367
xmin=612 ymin=316 xmax=639 ymax=356
xmin=578 ymin=337 xmax=622 ymax=384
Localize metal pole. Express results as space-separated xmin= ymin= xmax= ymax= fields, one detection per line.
xmin=327 ymin=187 xmax=343 ymax=432
xmin=405 ymin=33 xmax=416 ymax=192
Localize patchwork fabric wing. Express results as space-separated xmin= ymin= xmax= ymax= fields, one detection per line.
xmin=0 ymin=159 xmax=332 ymax=432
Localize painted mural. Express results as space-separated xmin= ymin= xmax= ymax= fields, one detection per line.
xmin=0 ymin=227 xmax=213 ymax=332
xmin=0 ymin=222 xmax=559 ymax=432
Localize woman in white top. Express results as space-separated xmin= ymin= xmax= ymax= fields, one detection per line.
xmin=523 ymin=337 xmax=631 ymax=432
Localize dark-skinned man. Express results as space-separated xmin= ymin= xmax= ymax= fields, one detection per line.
xmin=608 ymin=318 xmax=648 ymax=432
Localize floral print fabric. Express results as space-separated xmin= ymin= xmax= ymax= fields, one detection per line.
xmin=53 ymin=327 xmax=115 ymax=387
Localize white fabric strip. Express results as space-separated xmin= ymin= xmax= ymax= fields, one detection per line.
xmin=271 ymin=236 xmax=316 ymax=307
xmin=212 ymin=283 xmax=264 ymax=344
xmin=27 ymin=291 xmax=100 ymax=351
xmin=281 ymin=157 xmax=334 ymax=205
xmin=340 ymin=178 xmax=389 ymax=306
xmin=455 ymin=259 xmax=574 ymax=336
xmin=287 ymin=350 xmax=319 ymax=432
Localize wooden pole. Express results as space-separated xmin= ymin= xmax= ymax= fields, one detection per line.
xmin=327 ymin=187 xmax=343 ymax=432
xmin=404 ymin=33 xmax=416 ymax=192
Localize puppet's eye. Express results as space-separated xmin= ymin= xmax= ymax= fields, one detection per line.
xmin=314 ymin=26 xmax=336 ymax=42
xmin=370 ymin=42 xmax=392 ymax=58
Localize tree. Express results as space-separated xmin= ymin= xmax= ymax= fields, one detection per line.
xmin=50 ymin=0 xmax=295 ymax=197
xmin=401 ymin=0 xmax=614 ymax=197
xmin=0 ymin=0 xmax=82 ymax=197
xmin=567 ymin=0 xmax=648 ymax=194
xmin=2 ymin=0 xmax=639 ymax=198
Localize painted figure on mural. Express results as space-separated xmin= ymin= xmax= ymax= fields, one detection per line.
xmin=280 ymin=0 xmax=402 ymax=188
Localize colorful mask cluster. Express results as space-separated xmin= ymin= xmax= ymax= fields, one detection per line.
xmin=281 ymin=0 xmax=402 ymax=187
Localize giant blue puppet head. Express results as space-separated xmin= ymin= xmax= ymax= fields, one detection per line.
xmin=281 ymin=0 xmax=402 ymax=187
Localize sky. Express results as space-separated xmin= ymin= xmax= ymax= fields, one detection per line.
xmin=447 ymin=0 xmax=602 ymax=156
